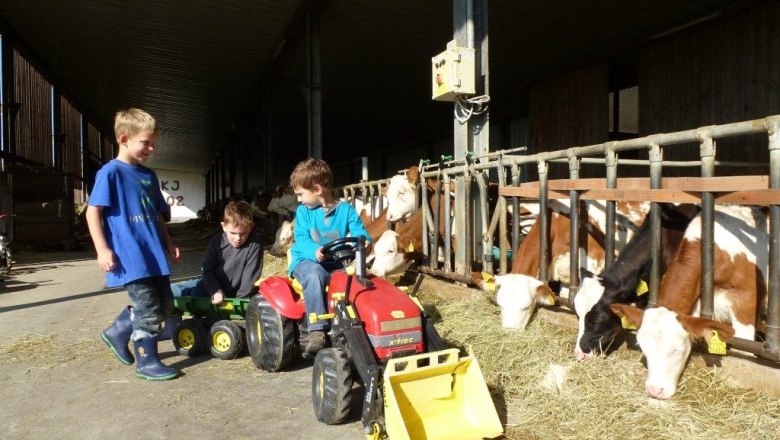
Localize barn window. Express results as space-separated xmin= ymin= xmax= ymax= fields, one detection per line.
xmin=608 ymin=86 xmax=639 ymax=140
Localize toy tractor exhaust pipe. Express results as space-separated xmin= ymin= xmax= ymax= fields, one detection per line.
xmin=382 ymin=348 xmax=503 ymax=440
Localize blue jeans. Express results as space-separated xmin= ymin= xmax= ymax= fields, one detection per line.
xmin=126 ymin=276 xmax=174 ymax=340
xmin=171 ymin=278 xmax=210 ymax=298
xmin=291 ymin=259 xmax=341 ymax=332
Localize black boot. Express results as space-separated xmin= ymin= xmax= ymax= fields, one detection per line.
xmin=134 ymin=337 xmax=179 ymax=381
xmin=156 ymin=315 xmax=182 ymax=341
xmin=101 ymin=306 xmax=134 ymax=365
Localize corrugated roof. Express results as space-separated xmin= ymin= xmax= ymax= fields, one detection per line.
xmin=0 ymin=0 xmax=743 ymax=174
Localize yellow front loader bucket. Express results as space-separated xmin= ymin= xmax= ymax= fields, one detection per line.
xmin=383 ymin=348 xmax=503 ymax=440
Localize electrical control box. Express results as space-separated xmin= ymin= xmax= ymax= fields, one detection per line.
xmin=431 ymin=40 xmax=475 ymax=101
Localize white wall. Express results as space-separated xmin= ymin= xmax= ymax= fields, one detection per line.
xmin=153 ymin=168 xmax=205 ymax=221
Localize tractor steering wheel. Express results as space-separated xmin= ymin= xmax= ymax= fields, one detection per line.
xmin=321 ymin=237 xmax=361 ymax=264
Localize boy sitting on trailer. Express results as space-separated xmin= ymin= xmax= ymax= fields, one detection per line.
xmin=162 ymin=201 xmax=263 ymax=336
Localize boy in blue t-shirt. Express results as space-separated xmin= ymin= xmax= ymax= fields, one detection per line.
xmin=288 ymin=158 xmax=371 ymax=358
xmin=87 ymin=108 xmax=181 ymax=381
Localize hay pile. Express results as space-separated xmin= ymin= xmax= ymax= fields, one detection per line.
xmin=0 ymin=333 xmax=110 ymax=368
xmin=422 ymin=290 xmax=780 ymax=440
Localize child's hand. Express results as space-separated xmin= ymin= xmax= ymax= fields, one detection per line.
xmin=168 ymin=243 xmax=181 ymax=264
xmin=97 ymin=248 xmax=116 ymax=272
xmin=315 ymin=247 xmax=325 ymax=262
xmin=365 ymin=241 xmax=372 ymax=253
xmin=211 ymin=291 xmax=224 ymax=304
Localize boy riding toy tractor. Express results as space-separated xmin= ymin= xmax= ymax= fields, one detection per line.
xmin=246 ymin=236 xmax=503 ymax=440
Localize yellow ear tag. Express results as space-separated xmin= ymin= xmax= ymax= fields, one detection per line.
xmin=708 ymin=330 xmax=727 ymax=355
xmin=621 ymin=315 xmax=637 ymax=330
xmin=635 ymin=279 xmax=648 ymax=296
xmin=546 ymin=293 xmax=556 ymax=305
xmin=407 ymin=242 xmax=415 ymax=252
xmin=481 ymin=272 xmax=496 ymax=292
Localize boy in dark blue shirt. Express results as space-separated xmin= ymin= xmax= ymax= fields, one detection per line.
xmin=87 ymin=108 xmax=180 ymax=381
xmin=288 ymin=158 xmax=371 ymax=358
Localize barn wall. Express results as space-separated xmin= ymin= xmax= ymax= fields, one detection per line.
xmin=529 ymin=63 xmax=609 ymax=178
xmin=639 ymin=1 xmax=779 ymax=176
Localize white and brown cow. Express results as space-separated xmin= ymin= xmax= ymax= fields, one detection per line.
xmin=610 ymin=204 xmax=767 ymax=399
xmin=494 ymin=200 xmax=649 ymax=330
xmin=269 ymin=220 xmax=295 ymax=256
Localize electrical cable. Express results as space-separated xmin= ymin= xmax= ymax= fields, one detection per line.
xmin=454 ymin=94 xmax=490 ymax=124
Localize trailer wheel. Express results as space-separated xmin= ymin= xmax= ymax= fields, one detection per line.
xmin=246 ymin=294 xmax=296 ymax=371
xmin=209 ymin=320 xmax=244 ymax=360
xmin=173 ymin=319 xmax=208 ymax=357
xmin=312 ymin=347 xmax=353 ymax=425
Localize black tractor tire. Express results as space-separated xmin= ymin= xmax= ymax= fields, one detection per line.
xmin=312 ymin=347 xmax=353 ymax=425
xmin=173 ymin=319 xmax=208 ymax=357
xmin=246 ymin=294 xmax=296 ymax=371
xmin=209 ymin=320 xmax=244 ymax=360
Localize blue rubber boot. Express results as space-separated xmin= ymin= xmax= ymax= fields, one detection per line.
xmin=134 ymin=337 xmax=179 ymax=381
xmin=101 ymin=306 xmax=134 ymax=365
xmin=156 ymin=315 xmax=182 ymax=341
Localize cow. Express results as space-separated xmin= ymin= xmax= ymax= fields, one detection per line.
xmin=269 ymin=220 xmax=295 ymax=256
xmin=493 ymin=200 xmax=649 ymax=330
xmin=609 ymin=204 xmax=767 ymax=399
xmin=573 ymin=203 xmax=701 ymax=360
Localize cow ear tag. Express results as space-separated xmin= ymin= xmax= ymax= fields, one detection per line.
xmin=481 ymin=272 xmax=496 ymax=292
xmin=407 ymin=242 xmax=415 ymax=252
xmin=620 ymin=315 xmax=637 ymax=330
xmin=635 ymin=279 xmax=649 ymax=296
xmin=707 ymin=330 xmax=727 ymax=355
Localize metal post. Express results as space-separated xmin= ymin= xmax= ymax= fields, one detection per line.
xmin=538 ymin=160 xmax=549 ymax=282
xmin=368 ymin=185 xmax=375 ymax=222
xmin=306 ymin=6 xmax=322 ymax=159
xmin=452 ymin=0 xmax=489 ymax=160
xmin=50 ymin=86 xmax=63 ymax=169
xmin=205 ymin=169 xmax=211 ymax=207
xmin=568 ymin=154 xmax=581 ymax=297
xmin=80 ymin=114 xmax=90 ymax=194
xmin=361 ymin=157 xmax=369 ymax=181
xmin=604 ymin=146 xmax=618 ymax=268
xmin=431 ymin=179 xmax=442 ymax=268
xmin=648 ymin=142 xmax=663 ymax=306
xmin=443 ymin=173 xmax=453 ymax=272
xmin=0 ymin=34 xmax=16 ymax=171
xmin=376 ymin=182 xmax=383 ymax=215
xmin=698 ymin=130 xmax=716 ymax=320
xmin=498 ymin=162 xmax=508 ymax=274
xmin=475 ymin=171 xmax=492 ymax=273
xmin=510 ymin=164 xmax=520 ymax=256
xmin=421 ymin=178 xmax=430 ymax=263
xmin=766 ymin=117 xmax=780 ymax=359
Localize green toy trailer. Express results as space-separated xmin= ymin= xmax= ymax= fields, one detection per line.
xmin=171 ymin=295 xmax=251 ymax=360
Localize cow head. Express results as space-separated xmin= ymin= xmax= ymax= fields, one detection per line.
xmin=495 ymin=274 xmax=556 ymax=330
xmin=370 ymin=230 xmax=415 ymax=276
xmin=385 ymin=174 xmax=417 ymax=222
xmin=574 ymin=273 xmax=623 ymax=361
xmin=270 ymin=220 xmax=295 ymax=256
xmin=610 ymin=304 xmax=735 ymax=400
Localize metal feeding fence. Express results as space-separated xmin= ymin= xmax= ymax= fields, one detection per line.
xmin=338 ymin=114 xmax=780 ymax=363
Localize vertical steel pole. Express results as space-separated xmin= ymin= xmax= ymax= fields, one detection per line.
xmin=766 ymin=117 xmax=780 ymax=358
xmin=648 ymin=142 xmax=663 ymax=306
xmin=498 ymin=163 xmax=508 ymax=274
xmin=475 ymin=172 xmax=492 ymax=273
xmin=568 ymin=155 xmax=581 ymax=298
xmin=432 ymin=179 xmax=442 ymax=268
xmin=0 ymin=34 xmax=16 ymax=171
xmin=604 ymin=146 xmax=617 ymax=269
xmin=50 ymin=86 xmax=62 ymax=169
xmin=421 ymin=177 xmax=430 ymax=263
xmin=444 ymin=173 xmax=453 ymax=272
xmin=538 ymin=160 xmax=549 ymax=282
xmin=511 ymin=164 xmax=520 ymax=257
xmin=698 ymin=131 xmax=716 ymax=320
xmin=307 ymin=6 xmax=322 ymax=159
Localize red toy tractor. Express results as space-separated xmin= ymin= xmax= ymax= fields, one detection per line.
xmin=245 ymin=237 xmax=502 ymax=440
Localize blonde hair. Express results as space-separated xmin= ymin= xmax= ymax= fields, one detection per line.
xmin=223 ymin=201 xmax=254 ymax=228
xmin=290 ymin=158 xmax=332 ymax=191
xmin=114 ymin=108 xmax=158 ymax=140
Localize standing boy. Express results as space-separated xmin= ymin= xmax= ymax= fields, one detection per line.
xmin=288 ymin=158 xmax=371 ymax=358
xmin=170 ymin=200 xmax=263 ymax=304
xmin=87 ymin=108 xmax=181 ymax=381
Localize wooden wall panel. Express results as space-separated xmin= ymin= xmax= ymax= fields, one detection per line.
xmin=13 ymin=50 xmax=52 ymax=166
xmin=639 ymin=2 xmax=779 ymax=176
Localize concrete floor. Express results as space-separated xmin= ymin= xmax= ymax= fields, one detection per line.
xmin=0 ymin=224 xmax=364 ymax=440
